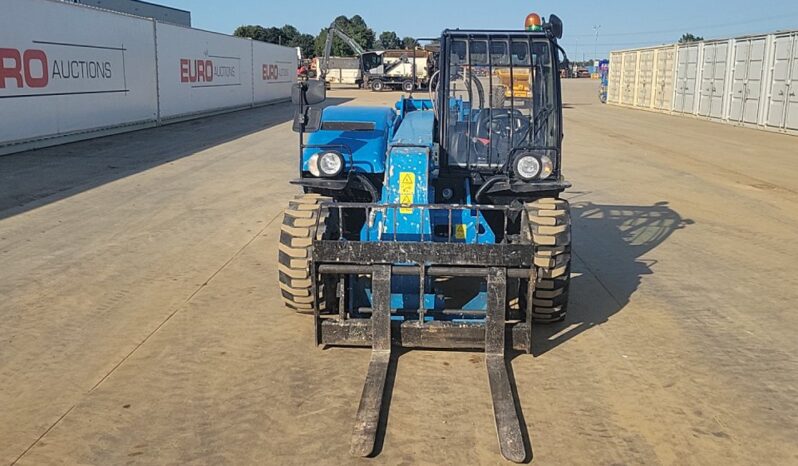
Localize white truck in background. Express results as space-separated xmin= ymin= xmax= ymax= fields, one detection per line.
xmin=317 ymin=21 xmax=431 ymax=92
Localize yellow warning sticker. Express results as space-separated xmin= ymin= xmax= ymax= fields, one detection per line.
xmin=399 ymin=172 xmax=415 ymax=214
xmin=455 ymin=224 xmax=467 ymax=240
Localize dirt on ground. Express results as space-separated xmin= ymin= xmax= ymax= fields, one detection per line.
xmin=1 ymin=80 xmax=797 ymax=465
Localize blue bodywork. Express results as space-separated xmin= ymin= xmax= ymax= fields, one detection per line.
xmin=303 ymin=106 xmax=396 ymax=173
xmin=303 ymin=97 xmax=496 ymax=319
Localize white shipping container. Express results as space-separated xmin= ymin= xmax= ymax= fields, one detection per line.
xmin=607 ymin=30 xmax=797 ymax=136
xmin=674 ymin=44 xmax=700 ymax=114
xmin=765 ymin=32 xmax=798 ymax=132
xmin=635 ymin=49 xmax=655 ymax=108
xmin=607 ymin=51 xmax=623 ymax=104
xmin=621 ymin=51 xmax=638 ymax=106
xmin=697 ymin=40 xmax=731 ymax=120
xmin=0 ymin=0 xmax=158 ymax=146
xmin=155 ymin=23 xmax=254 ymax=119
xmin=728 ymin=36 xmax=767 ymax=125
xmin=252 ymin=41 xmax=296 ymax=103
xmin=653 ymin=46 xmax=677 ymax=112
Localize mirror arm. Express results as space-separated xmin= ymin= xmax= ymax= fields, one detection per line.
xmin=555 ymin=43 xmax=569 ymax=71
xmin=297 ymin=83 xmax=306 ymax=172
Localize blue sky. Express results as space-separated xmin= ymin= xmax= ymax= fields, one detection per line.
xmin=159 ymin=0 xmax=798 ymax=58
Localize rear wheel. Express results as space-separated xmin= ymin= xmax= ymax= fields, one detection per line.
xmin=370 ymin=79 xmax=384 ymax=92
xmin=525 ymin=198 xmax=571 ymax=323
xmin=402 ymin=80 xmax=414 ymax=93
xmin=278 ymin=194 xmax=330 ymax=313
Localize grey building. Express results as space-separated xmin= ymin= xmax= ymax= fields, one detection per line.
xmin=63 ymin=0 xmax=191 ymax=27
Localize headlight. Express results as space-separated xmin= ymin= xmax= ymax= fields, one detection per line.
xmin=513 ymin=152 xmax=555 ymax=181
xmin=307 ymin=153 xmax=321 ymax=177
xmin=317 ymin=151 xmax=343 ymax=177
xmin=513 ymin=154 xmax=541 ymax=180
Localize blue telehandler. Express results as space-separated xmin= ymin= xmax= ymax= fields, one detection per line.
xmin=279 ymin=13 xmax=570 ymax=462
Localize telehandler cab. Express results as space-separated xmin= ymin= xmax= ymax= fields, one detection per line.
xmin=279 ymin=13 xmax=570 ymax=462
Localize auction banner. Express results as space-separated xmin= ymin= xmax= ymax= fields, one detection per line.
xmin=0 ymin=0 xmax=158 ymax=144
xmin=252 ymin=41 xmax=297 ymax=104
xmin=156 ymin=23 xmax=254 ymax=119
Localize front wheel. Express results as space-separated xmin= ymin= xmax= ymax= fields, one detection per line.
xmin=370 ymin=79 xmax=384 ymax=92
xmin=278 ymin=194 xmax=330 ymax=313
xmin=402 ymin=80 xmax=414 ymax=93
xmin=525 ymin=198 xmax=571 ymax=323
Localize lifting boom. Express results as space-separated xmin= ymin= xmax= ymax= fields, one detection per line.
xmin=319 ymin=22 xmax=366 ymax=80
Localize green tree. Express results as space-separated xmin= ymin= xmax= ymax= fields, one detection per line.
xmin=678 ymin=33 xmax=704 ymax=44
xmin=379 ymin=31 xmax=401 ymax=49
xmin=281 ymin=25 xmax=299 ymax=42
xmin=290 ymin=33 xmax=316 ymax=59
xmin=233 ymin=25 xmax=267 ymax=41
xmin=402 ymin=36 xmax=418 ymax=50
xmin=234 ymin=24 xmax=301 ymax=47
xmin=314 ymin=15 xmax=376 ymax=57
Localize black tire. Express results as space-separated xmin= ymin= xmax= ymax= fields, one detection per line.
xmin=402 ymin=80 xmax=414 ymax=93
xmin=370 ymin=79 xmax=384 ymax=92
xmin=599 ymin=87 xmax=608 ymax=104
xmin=278 ymin=194 xmax=330 ymax=313
xmin=492 ymin=85 xmax=507 ymax=108
xmin=525 ymin=198 xmax=571 ymax=323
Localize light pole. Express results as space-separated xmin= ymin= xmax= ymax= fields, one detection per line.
xmin=593 ymin=24 xmax=601 ymax=63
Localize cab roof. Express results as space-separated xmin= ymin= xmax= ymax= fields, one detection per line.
xmin=442 ymin=29 xmax=552 ymax=38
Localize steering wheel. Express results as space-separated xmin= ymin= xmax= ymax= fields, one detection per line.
xmin=474 ymin=109 xmax=530 ymax=144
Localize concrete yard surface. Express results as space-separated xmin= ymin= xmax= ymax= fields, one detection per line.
xmin=1 ymin=80 xmax=797 ymax=465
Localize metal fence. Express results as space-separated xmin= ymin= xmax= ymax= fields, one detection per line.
xmin=607 ymin=30 xmax=798 ymax=136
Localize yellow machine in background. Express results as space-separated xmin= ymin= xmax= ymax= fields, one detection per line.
xmin=494 ymin=68 xmax=532 ymax=102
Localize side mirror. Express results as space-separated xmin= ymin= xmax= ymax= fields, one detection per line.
xmin=292 ymin=79 xmax=327 ymax=106
xmin=548 ymin=14 xmax=564 ymax=40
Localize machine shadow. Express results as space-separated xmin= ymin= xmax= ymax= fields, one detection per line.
xmin=0 ymin=98 xmax=351 ymax=221
xmin=531 ymin=201 xmax=692 ymax=356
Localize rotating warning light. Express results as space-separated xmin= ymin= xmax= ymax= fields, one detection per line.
xmin=525 ymin=13 xmax=543 ymax=31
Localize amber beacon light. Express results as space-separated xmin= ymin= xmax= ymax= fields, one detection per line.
xmin=525 ymin=13 xmax=543 ymax=31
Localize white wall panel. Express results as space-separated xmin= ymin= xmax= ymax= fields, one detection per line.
xmin=0 ymin=0 xmax=296 ymax=154
xmin=252 ymin=41 xmax=296 ymax=104
xmin=635 ymin=50 xmax=654 ymax=108
xmin=608 ymin=31 xmax=796 ymax=136
xmin=155 ymin=23 xmax=254 ymax=119
xmin=653 ymin=46 xmax=676 ymax=111
xmin=674 ymin=44 xmax=700 ymax=114
xmin=698 ymin=41 xmax=729 ymax=119
xmin=0 ymin=0 xmax=157 ymax=145
xmin=607 ymin=52 xmax=623 ymax=104
xmin=765 ymin=33 xmax=798 ymax=131
xmin=729 ymin=37 xmax=767 ymax=124
xmin=621 ymin=51 xmax=638 ymax=106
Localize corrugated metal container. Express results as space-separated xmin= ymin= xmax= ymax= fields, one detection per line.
xmin=728 ymin=35 xmax=768 ymax=125
xmin=764 ymin=31 xmax=798 ymax=132
xmin=606 ymin=45 xmax=677 ymax=112
xmin=652 ymin=46 xmax=677 ymax=111
xmin=697 ymin=40 xmax=731 ymax=120
xmin=635 ymin=49 xmax=655 ymax=108
xmin=674 ymin=43 xmax=700 ymax=114
xmin=621 ymin=51 xmax=638 ymax=106
xmin=607 ymin=51 xmax=623 ymax=104
xmin=607 ymin=29 xmax=797 ymax=136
